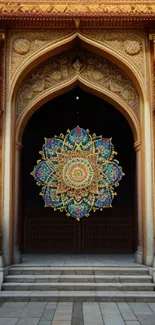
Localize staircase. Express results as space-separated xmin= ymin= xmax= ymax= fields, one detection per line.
xmin=1 ymin=265 xmax=155 ymax=301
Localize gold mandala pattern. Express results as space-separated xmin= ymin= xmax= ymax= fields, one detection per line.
xmin=31 ymin=127 xmax=124 ymax=219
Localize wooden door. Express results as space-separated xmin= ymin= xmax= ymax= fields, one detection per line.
xmin=23 ymin=206 xmax=134 ymax=253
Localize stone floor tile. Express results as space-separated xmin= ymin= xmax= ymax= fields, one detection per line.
xmin=24 ymin=303 xmax=47 ymax=310
xmin=53 ymin=315 xmax=72 ymax=321
xmin=52 ymin=322 xmax=71 ymax=325
xmin=84 ymin=322 xmax=103 ymax=325
xmin=136 ymin=314 xmax=155 ymax=325
xmin=0 ymin=319 xmax=19 ymax=325
xmin=38 ymin=322 xmax=51 ymax=325
xmin=84 ymin=319 xmax=103 ymax=325
xmin=71 ymin=302 xmax=84 ymax=325
xmin=125 ymin=322 xmax=140 ymax=325
xmin=0 ymin=303 xmax=27 ymax=309
xmin=57 ymin=303 xmax=73 ymax=307
xmin=147 ymin=303 xmax=155 ymax=313
xmin=103 ymin=314 xmax=125 ymax=325
xmin=99 ymin=302 xmax=120 ymax=314
xmin=0 ymin=309 xmax=43 ymax=318
xmin=40 ymin=310 xmax=55 ymax=321
xmin=45 ymin=303 xmax=57 ymax=310
xmin=129 ymin=303 xmax=153 ymax=315
xmin=16 ymin=319 xmax=40 ymax=325
xmin=117 ymin=303 xmax=137 ymax=321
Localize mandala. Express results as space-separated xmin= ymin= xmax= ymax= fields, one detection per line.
xmin=31 ymin=126 xmax=124 ymax=220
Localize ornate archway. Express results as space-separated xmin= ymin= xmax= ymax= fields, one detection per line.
xmin=3 ymin=35 xmax=154 ymax=266
xmin=21 ymin=86 xmax=135 ymax=254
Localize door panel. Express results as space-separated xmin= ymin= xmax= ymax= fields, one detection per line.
xmin=24 ymin=206 xmax=134 ymax=253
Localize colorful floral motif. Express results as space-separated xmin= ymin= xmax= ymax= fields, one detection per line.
xmin=31 ymin=127 xmax=124 ymax=219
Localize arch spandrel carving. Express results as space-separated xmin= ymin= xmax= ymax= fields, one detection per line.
xmin=80 ymin=30 xmax=146 ymax=80
xmin=8 ymin=29 xmax=76 ymax=79
xmin=9 ymin=29 xmax=146 ymax=87
xmin=16 ymin=46 xmax=140 ymax=126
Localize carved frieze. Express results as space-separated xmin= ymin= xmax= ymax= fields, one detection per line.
xmin=16 ymin=47 xmax=139 ymax=120
xmin=1 ymin=2 xmax=155 ymax=17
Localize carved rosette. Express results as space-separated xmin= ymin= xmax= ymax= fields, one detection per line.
xmin=16 ymin=47 xmax=140 ymax=121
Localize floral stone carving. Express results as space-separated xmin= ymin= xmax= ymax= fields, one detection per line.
xmin=124 ymin=40 xmax=141 ymax=55
xmin=16 ymin=47 xmax=139 ymax=120
xmin=31 ymin=126 xmax=124 ymax=219
xmin=13 ymin=39 xmax=30 ymax=55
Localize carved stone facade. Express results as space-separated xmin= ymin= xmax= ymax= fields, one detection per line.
xmin=9 ymin=30 xmax=74 ymax=79
xmin=0 ymin=2 xmax=154 ymax=269
xmin=8 ymin=30 xmax=146 ymax=85
xmin=81 ymin=30 xmax=146 ymax=79
xmin=16 ymin=46 xmax=139 ymax=121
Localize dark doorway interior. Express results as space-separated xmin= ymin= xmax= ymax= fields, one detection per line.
xmin=21 ymin=86 xmax=135 ymax=253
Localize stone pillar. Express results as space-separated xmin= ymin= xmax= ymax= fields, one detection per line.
xmin=14 ymin=142 xmax=23 ymax=264
xmin=0 ymin=33 xmax=5 ymax=270
xmin=0 ymin=32 xmax=5 ymax=270
xmin=134 ymin=144 xmax=143 ymax=264
xmin=144 ymin=102 xmax=154 ymax=266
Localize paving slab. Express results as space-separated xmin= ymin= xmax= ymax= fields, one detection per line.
xmin=1 ymin=303 xmax=27 ymax=309
xmin=117 ymin=303 xmax=137 ymax=321
xmin=51 ymin=320 xmax=71 ymax=325
xmin=103 ymin=314 xmax=125 ymax=325
xmin=129 ymin=303 xmax=153 ymax=314
xmin=40 ymin=310 xmax=55 ymax=321
xmin=71 ymin=302 xmax=83 ymax=325
xmin=125 ymin=322 xmax=140 ymax=325
xmin=99 ymin=302 xmax=120 ymax=314
xmin=16 ymin=319 xmax=40 ymax=325
xmin=0 ymin=319 xmax=19 ymax=325
xmin=147 ymin=302 xmax=155 ymax=313
xmin=38 ymin=322 xmax=51 ymax=325
xmin=136 ymin=314 xmax=155 ymax=325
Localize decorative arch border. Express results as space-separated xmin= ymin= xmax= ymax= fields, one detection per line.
xmin=10 ymin=32 xmax=145 ymax=102
xmin=2 ymin=33 xmax=154 ymax=267
xmin=16 ymin=77 xmax=140 ymax=146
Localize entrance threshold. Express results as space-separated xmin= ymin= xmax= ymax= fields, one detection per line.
xmin=19 ymin=254 xmax=139 ymax=266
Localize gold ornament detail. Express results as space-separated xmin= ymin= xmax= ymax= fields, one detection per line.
xmin=124 ymin=40 xmax=141 ymax=55
xmin=56 ymin=151 xmax=101 ymax=201
xmin=13 ymin=39 xmax=30 ymax=55
xmin=31 ymin=126 xmax=124 ymax=219
xmin=16 ymin=47 xmax=139 ymax=120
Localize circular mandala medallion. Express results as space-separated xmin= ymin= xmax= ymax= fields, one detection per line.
xmin=63 ymin=158 xmax=93 ymax=189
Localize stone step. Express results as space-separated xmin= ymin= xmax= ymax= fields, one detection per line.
xmin=2 ymin=282 xmax=154 ymax=291
xmin=4 ymin=274 xmax=152 ymax=283
xmin=1 ymin=291 xmax=155 ymax=302
xmin=9 ymin=266 xmax=149 ymax=275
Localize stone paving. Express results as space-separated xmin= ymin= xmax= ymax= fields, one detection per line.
xmin=0 ymin=302 xmax=154 ymax=325
xmin=22 ymin=254 xmax=136 ymax=266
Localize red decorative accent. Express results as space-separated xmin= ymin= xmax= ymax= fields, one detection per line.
xmin=76 ymin=126 xmax=81 ymax=134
